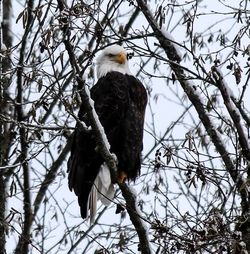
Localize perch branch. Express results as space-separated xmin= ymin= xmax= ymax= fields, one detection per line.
xmin=56 ymin=1 xmax=151 ymax=253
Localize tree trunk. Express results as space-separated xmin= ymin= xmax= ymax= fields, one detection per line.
xmin=0 ymin=0 xmax=13 ymax=253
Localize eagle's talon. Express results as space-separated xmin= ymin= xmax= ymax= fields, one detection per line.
xmin=117 ymin=171 xmax=127 ymax=184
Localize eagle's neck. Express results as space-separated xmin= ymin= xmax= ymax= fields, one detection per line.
xmin=96 ymin=61 xmax=131 ymax=79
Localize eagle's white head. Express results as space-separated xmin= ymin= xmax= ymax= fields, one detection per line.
xmin=96 ymin=45 xmax=131 ymax=79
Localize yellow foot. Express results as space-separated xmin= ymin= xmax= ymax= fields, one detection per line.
xmin=117 ymin=171 xmax=127 ymax=184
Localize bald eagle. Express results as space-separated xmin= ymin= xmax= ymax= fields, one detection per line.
xmin=67 ymin=45 xmax=147 ymax=222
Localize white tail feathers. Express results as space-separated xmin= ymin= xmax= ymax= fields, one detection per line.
xmin=87 ymin=163 xmax=115 ymax=224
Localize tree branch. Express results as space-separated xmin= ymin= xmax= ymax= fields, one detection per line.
xmin=14 ymin=0 xmax=34 ymax=253
xmin=33 ymin=134 xmax=73 ymax=218
xmin=212 ymin=66 xmax=250 ymax=161
xmin=136 ymin=0 xmax=249 ymax=216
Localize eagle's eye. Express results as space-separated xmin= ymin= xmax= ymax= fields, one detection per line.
xmin=127 ymin=52 xmax=134 ymax=60
xmin=108 ymin=53 xmax=115 ymax=57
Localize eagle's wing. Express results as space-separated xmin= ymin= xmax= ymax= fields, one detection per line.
xmin=67 ymin=72 xmax=130 ymax=219
xmin=118 ymin=74 xmax=147 ymax=180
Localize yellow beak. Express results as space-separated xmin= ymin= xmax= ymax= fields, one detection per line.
xmin=115 ymin=52 xmax=127 ymax=64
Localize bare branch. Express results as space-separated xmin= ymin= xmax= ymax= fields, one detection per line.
xmin=14 ymin=0 xmax=35 ymax=252
xmin=212 ymin=66 xmax=250 ymax=161
xmin=33 ymin=134 xmax=72 ymax=217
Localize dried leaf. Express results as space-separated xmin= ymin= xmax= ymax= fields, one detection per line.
xmin=22 ymin=10 xmax=27 ymax=29
xmin=37 ymin=8 xmax=43 ymax=20
xmin=37 ymin=78 xmax=43 ymax=92
xmin=233 ymin=64 xmax=242 ymax=84
xmin=9 ymin=180 xmax=17 ymax=197
xmin=60 ymin=52 xmax=64 ymax=68
xmin=16 ymin=10 xmax=24 ymax=24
